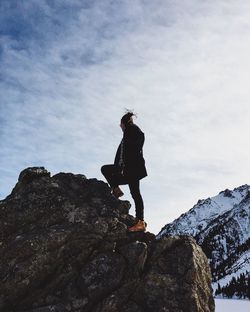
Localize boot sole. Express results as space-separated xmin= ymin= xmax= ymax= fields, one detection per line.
xmin=127 ymin=226 xmax=146 ymax=232
xmin=111 ymin=188 xmax=124 ymax=198
xmin=112 ymin=192 xmax=124 ymax=198
xmin=128 ymin=229 xmax=146 ymax=232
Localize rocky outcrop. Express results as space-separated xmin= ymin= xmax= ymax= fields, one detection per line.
xmin=0 ymin=167 xmax=215 ymax=312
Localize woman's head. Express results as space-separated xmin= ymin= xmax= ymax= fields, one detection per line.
xmin=120 ymin=110 xmax=137 ymax=131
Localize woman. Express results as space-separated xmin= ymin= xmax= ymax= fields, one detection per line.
xmin=101 ymin=111 xmax=148 ymax=232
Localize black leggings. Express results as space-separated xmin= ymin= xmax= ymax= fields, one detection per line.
xmin=101 ymin=164 xmax=144 ymax=220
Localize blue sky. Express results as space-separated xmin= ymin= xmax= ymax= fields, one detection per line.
xmin=1 ymin=0 xmax=250 ymax=234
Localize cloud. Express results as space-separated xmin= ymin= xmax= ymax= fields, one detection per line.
xmin=1 ymin=0 xmax=250 ymax=234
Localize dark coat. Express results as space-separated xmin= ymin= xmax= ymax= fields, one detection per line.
xmin=114 ymin=123 xmax=147 ymax=180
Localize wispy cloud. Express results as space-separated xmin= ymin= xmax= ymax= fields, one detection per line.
xmin=1 ymin=0 xmax=250 ymax=233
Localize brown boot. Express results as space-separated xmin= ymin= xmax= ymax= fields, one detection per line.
xmin=127 ymin=219 xmax=147 ymax=232
xmin=111 ymin=186 xmax=124 ymax=198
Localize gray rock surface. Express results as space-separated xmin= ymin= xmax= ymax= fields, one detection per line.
xmin=0 ymin=167 xmax=215 ymax=312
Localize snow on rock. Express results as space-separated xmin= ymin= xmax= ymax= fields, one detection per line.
xmin=215 ymin=250 xmax=250 ymax=289
xmin=157 ymin=185 xmax=250 ymax=240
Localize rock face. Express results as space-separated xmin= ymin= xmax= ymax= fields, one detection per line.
xmin=0 ymin=167 xmax=215 ymax=312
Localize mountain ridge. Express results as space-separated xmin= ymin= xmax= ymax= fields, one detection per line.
xmin=157 ymin=184 xmax=250 ymax=299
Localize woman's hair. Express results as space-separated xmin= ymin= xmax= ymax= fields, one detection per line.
xmin=121 ymin=109 xmax=137 ymax=126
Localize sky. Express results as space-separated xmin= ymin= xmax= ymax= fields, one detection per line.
xmin=1 ymin=0 xmax=250 ymax=234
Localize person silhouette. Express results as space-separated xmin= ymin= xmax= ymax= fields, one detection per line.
xmin=101 ymin=110 xmax=148 ymax=232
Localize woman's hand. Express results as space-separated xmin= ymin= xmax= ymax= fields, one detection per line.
xmin=120 ymin=165 xmax=125 ymax=176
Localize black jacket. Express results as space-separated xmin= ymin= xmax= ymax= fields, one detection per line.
xmin=114 ymin=123 xmax=147 ymax=180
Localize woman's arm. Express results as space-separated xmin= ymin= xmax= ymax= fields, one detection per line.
xmin=124 ymin=125 xmax=144 ymax=150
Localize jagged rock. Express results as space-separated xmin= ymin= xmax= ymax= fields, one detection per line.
xmin=0 ymin=167 xmax=214 ymax=312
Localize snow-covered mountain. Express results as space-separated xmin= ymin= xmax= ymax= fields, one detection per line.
xmin=157 ymin=184 xmax=250 ymax=299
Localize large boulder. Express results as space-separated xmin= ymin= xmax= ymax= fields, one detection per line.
xmin=0 ymin=167 xmax=215 ymax=312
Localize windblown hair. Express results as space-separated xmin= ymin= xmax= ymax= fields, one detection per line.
xmin=121 ymin=109 xmax=137 ymax=126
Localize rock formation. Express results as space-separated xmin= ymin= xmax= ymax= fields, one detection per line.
xmin=0 ymin=167 xmax=215 ymax=312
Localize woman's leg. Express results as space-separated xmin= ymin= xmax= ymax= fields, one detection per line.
xmin=128 ymin=179 xmax=144 ymax=221
xmin=101 ymin=164 xmax=128 ymax=188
